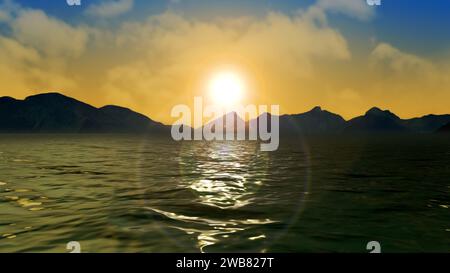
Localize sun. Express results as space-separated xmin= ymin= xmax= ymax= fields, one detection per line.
xmin=208 ymin=71 xmax=245 ymax=107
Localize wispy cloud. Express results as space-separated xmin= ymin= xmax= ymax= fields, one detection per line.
xmin=316 ymin=0 xmax=374 ymax=20
xmin=0 ymin=10 xmax=10 ymax=22
xmin=0 ymin=0 xmax=20 ymax=22
xmin=370 ymin=43 xmax=435 ymax=75
xmin=86 ymin=0 xmax=134 ymax=18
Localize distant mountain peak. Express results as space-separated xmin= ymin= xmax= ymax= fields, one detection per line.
xmin=366 ymin=107 xmax=383 ymax=114
xmin=365 ymin=107 xmax=399 ymax=119
xmin=311 ymin=106 xmax=322 ymax=112
xmin=24 ymin=92 xmax=90 ymax=107
xmin=0 ymin=96 xmax=17 ymax=103
xmin=344 ymin=107 xmax=406 ymax=133
xmin=257 ymin=112 xmax=272 ymax=118
xmin=26 ymin=92 xmax=69 ymax=100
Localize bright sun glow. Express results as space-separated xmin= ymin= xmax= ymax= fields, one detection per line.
xmin=208 ymin=71 xmax=245 ymax=107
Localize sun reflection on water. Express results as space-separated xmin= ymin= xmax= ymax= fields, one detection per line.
xmin=187 ymin=142 xmax=266 ymax=210
xmin=152 ymin=141 xmax=276 ymax=252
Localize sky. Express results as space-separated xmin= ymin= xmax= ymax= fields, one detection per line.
xmin=0 ymin=0 xmax=449 ymax=123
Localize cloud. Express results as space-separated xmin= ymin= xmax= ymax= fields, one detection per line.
xmin=0 ymin=36 xmax=77 ymax=97
xmin=86 ymin=0 xmax=134 ymax=18
xmin=316 ymin=0 xmax=374 ymax=20
xmin=370 ymin=43 xmax=435 ymax=76
xmin=0 ymin=10 xmax=10 ymax=22
xmin=0 ymin=7 xmax=88 ymax=98
xmin=11 ymin=9 xmax=88 ymax=58
xmin=0 ymin=0 xmax=20 ymax=22
xmin=363 ymin=43 xmax=450 ymax=116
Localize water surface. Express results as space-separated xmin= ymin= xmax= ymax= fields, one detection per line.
xmin=0 ymin=135 xmax=448 ymax=252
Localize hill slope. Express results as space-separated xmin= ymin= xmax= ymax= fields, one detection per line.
xmin=0 ymin=93 xmax=167 ymax=133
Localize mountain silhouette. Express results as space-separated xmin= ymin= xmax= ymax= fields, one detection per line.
xmin=253 ymin=106 xmax=450 ymax=135
xmin=1 ymin=93 xmax=449 ymax=135
xmin=278 ymin=106 xmax=346 ymax=135
xmin=207 ymin=111 xmax=246 ymax=132
xmin=194 ymin=111 xmax=247 ymax=139
xmin=344 ymin=107 xmax=407 ymax=133
xmin=404 ymin=114 xmax=450 ymax=133
xmin=0 ymin=93 xmax=167 ymax=133
xmin=344 ymin=107 xmax=450 ymax=133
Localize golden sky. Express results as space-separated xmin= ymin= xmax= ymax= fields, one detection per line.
xmin=0 ymin=0 xmax=449 ymax=124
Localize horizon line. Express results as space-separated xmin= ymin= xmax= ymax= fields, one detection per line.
xmin=1 ymin=91 xmax=449 ymax=126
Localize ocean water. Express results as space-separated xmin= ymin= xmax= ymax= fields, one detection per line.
xmin=0 ymin=135 xmax=448 ymax=253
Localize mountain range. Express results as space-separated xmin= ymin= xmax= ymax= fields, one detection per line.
xmin=0 ymin=92 xmax=449 ymax=135
xmin=278 ymin=106 xmax=450 ymax=135
xmin=0 ymin=93 xmax=167 ymax=133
